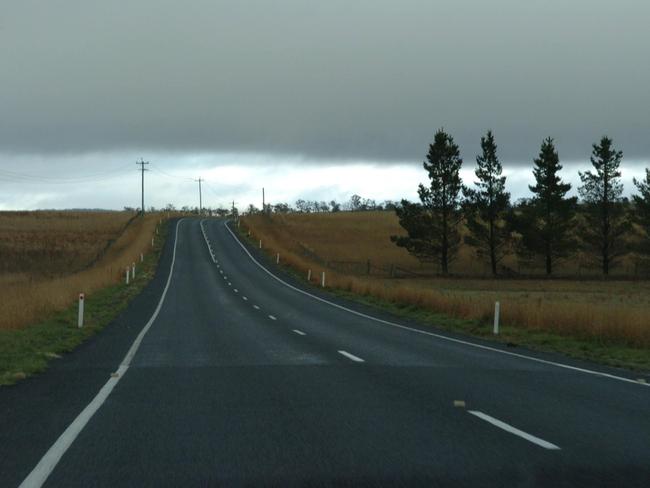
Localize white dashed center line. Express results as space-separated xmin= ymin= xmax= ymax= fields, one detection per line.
xmin=338 ymin=350 xmax=365 ymax=363
xmin=292 ymin=329 xmax=306 ymax=336
xmin=233 ymin=289 xmax=238 ymax=293
xmin=268 ymin=315 xmax=277 ymax=320
xmin=242 ymin=296 xmax=248 ymax=301
xmin=468 ymin=411 xmax=560 ymax=450
xmin=253 ymin=305 xmax=260 ymax=310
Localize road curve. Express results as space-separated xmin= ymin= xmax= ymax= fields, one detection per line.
xmin=2 ymin=218 xmax=649 ymax=487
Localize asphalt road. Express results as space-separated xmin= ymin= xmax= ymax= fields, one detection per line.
xmin=2 ymin=218 xmax=649 ymax=487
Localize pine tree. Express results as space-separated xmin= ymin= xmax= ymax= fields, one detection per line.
xmin=392 ymin=129 xmax=463 ymax=274
xmin=578 ymin=136 xmax=630 ymax=275
xmin=632 ymin=168 xmax=650 ymax=257
xmin=462 ymin=130 xmax=510 ymax=275
xmin=515 ymin=137 xmax=577 ymax=275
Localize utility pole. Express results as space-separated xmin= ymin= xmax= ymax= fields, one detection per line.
xmin=195 ymin=178 xmax=203 ymax=215
xmin=136 ymin=159 xmax=149 ymax=214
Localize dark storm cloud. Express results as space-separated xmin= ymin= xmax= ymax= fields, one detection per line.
xmin=1 ymin=0 xmax=649 ymax=164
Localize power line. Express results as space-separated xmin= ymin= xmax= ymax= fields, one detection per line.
xmin=0 ymin=163 xmax=132 ymax=184
xmin=148 ymin=165 xmax=194 ymax=182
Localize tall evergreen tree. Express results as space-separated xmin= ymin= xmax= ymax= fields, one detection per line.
xmin=632 ymin=168 xmax=650 ymax=257
xmin=578 ymin=136 xmax=630 ymax=275
xmin=462 ymin=130 xmax=510 ymax=275
xmin=392 ymin=129 xmax=463 ymax=274
xmin=513 ymin=137 xmax=577 ymax=275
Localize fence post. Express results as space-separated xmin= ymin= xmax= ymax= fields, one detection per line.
xmin=321 ymin=271 xmax=326 ymax=288
xmin=78 ymin=293 xmax=85 ymax=328
xmin=493 ymin=301 xmax=500 ymax=335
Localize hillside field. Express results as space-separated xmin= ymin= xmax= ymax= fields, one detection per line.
xmin=0 ymin=211 xmax=161 ymax=330
xmin=241 ymin=212 xmax=650 ymax=352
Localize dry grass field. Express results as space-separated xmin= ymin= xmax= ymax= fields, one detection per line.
xmin=242 ymin=212 xmax=650 ymax=347
xmin=0 ymin=211 xmax=161 ymax=330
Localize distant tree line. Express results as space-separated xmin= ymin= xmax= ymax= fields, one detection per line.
xmin=245 ymin=194 xmax=399 ymax=216
xmin=392 ymin=129 xmax=650 ymax=277
xmin=125 ymin=203 xmax=233 ymax=217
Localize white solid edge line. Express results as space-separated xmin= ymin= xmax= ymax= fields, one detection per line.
xmin=222 ymin=220 xmax=649 ymax=388
xmin=293 ymin=329 xmax=306 ymax=336
xmin=468 ymin=410 xmax=560 ymax=450
xmin=338 ymin=350 xmax=365 ymax=362
xmin=20 ymin=219 xmax=185 ymax=488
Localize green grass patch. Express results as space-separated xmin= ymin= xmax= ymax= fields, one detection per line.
xmin=0 ymin=221 xmax=169 ymax=386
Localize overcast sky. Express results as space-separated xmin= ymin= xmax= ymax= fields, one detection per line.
xmin=1 ymin=1 xmax=649 ymax=210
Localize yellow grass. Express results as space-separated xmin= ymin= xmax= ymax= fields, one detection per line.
xmin=0 ymin=211 xmax=163 ymax=329
xmin=242 ymin=212 xmax=650 ymax=347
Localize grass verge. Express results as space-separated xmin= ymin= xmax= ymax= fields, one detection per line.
xmin=0 ymin=220 xmax=169 ymax=386
xmin=329 ymin=288 xmax=650 ymax=372
xmin=236 ymin=221 xmax=650 ymax=373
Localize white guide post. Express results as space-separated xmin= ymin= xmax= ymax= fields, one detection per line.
xmin=140 ymin=253 xmax=144 ymax=263
xmin=151 ymin=237 xmax=155 ymax=248
xmin=125 ymin=267 xmax=130 ymax=285
xmin=77 ymin=293 xmax=85 ymax=328
xmin=276 ymin=253 xmax=280 ymax=264
xmin=493 ymin=301 xmax=500 ymax=335
xmin=131 ymin=262 xmax=136 ymax=280
xmin=259 ymin=239 xmax=262 ymax=249
xmin=321 ymin=271 xmax=326 ymax=288
xmin=307 ymin=269 xmax=312 ymax=281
